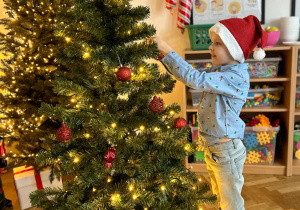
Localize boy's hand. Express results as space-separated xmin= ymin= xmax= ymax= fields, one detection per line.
xmin=153 ymin=37 xmax=173 ymax=56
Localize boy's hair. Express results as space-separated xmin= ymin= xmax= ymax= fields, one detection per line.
xmin=209 ymin=15 xmax=268 ymax=63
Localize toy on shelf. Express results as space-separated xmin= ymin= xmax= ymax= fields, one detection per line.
xmin=247 ymin=56 xmax=281 ymax=78
xmin=243 ymin=85 xmax=283 ymax=108
xmin=189 ymin=116 xmax=205 ymax=163
xmin=242 ymin=114 xmax=280 ymax=164
xmin=295 ymin=86 xmax=300 ymax=108
xmin=293 ymin=122 xmax=300 ymax=159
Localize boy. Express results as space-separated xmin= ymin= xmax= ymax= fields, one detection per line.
xmin=155 ymin=15 xmax=268 ymax=210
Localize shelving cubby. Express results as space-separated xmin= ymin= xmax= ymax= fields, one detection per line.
xmin=183 ymin=46 xmax=295 ymax=176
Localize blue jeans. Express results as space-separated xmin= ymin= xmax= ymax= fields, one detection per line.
xmin=204 ymin=138 xmax=246 ymax=210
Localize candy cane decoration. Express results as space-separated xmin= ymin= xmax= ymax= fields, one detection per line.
xmin=165 ymin=0 xmax=192 ymax=32
xmin=166 ymin=0 xmax=177 ymax=10
xmin=177 ymin=0 xmax=192 ymax=31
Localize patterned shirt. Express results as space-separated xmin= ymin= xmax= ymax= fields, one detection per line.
xmin=161 ymin=50 xmax=250 ymax=146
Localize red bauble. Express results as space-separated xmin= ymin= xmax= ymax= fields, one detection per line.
xmin=105 ymin=147 xmax=116 ymax=168
xmin=156 ymin=52 xmax=165 ymax=61
xmin=174 ymin=117 xmax=188 ymax=129
xmin=56 ymin=124 xmax=73 ymax=142
xmin=149 ymin=96 xmax=164 ymax=113
xmin=116 ymin=66 xmax=132 ymax=82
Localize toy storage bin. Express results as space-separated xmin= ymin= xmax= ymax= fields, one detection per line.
xmin=243 ymin=126 xmax=280 ymax=164
xmin=246 ymin=57 xmax=281 ymax=78
xmin=296 ymin=86 xmax=300 ymax=108
xmin=186 ymin=24 xmax=214 ymax=50
xmin=189 ymin=126 xmax=205 ymax=163
xmin=293 ymin=130 xmax=300 ymax=159
xmin=189 ymin=89 xmax=203 ymax=107
xmin=186 ymin=59 xmax=212 ymax=71
xmin=243 ymin=86 xmax=284 ymax=108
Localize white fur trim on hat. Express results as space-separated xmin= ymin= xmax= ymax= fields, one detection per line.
xmin=253 ymin=48 xmax=266 ymax=60
xmin=209 ymin=22 xmax=245 ymax=63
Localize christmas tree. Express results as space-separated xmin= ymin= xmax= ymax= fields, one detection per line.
xmin=0 ymin=0 xmax=72 ymax=168
xmin=30 ymin=0 xmax=216 ymax=209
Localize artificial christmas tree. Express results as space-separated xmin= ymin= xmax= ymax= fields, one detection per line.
xmin=30 ymin=0 xmax=216 ymax=209
xmin=0 ymin=0 xmax=73 ymax=168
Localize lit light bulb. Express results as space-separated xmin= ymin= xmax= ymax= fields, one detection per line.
xmin=84 ymin=133 xmax=90 ymax=138
xmin=198 ymin=178 xmax=202 ymax=182
xmin=132 ymin=195 xmax=137 ymax=200
xmin=139 ymin=67 xmax=144 ymax=72
xmin=170 ymin=110 xmax=175 ymax=115
xmin=140 ymin=126 xmax=145 ymax=131
xmin=107 ymin=178 xmax=112 ymax=183
xmin=160 ymin=186 xmax=165 ymax=191
xmin=83 ymin=52 xmax=90 ymax=58
xmin=129 ymin=185 xmax=134 ymax=191
xmin=74 ymin=157 xmax=79 ymax=163
xmin=65 ymin=37 xmax=71 ymax=42
xmin=93 ymin=188 xmax=96 ymax=192
xmin=111 ymin=123 xmax=117 ymax=128
xmin=111 ymin=194 xmax=120 ymax=201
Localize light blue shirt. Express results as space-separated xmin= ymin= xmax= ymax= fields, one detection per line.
xmin=161 ymin=50 xmax=250 ymax=145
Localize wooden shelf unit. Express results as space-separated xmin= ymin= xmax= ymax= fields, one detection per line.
xmin=183 ymin=45 xmax=296 ymax=176
xmin=292 ymin=46 xmax=300 ymax=175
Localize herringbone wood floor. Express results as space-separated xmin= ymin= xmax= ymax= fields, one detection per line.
xmin=2 ymin=171 xmax=300 ymax=210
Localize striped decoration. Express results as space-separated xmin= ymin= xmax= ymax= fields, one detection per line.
xmin=165 ymin=0 xmax=192 ymax=31
xmin=177 ymin=0 xmax=192 ymax=31
xmin=166 ymin=0 xmax=177 ymax=10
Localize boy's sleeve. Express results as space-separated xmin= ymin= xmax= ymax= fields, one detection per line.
xmin=161 ymin=50 xmax=246 ymax=99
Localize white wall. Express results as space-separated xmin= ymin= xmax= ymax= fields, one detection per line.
xmin=132 ymin=0 xmax=293 ymax=117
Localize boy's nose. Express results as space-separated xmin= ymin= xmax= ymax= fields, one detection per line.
xmin=209 ymin=44 xmax=213 ymax=51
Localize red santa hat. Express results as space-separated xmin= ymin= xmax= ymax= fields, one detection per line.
xmin=209 ymin=15 xmax=268 ymax=63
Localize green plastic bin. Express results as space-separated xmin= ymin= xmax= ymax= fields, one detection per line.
xmin=186 ymin=24 xmax=214 ymax=50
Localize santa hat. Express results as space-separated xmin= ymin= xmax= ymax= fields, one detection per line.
xmin=209 ymin=15 xmax=268 ymax=63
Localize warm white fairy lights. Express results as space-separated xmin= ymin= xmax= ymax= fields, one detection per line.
xmin=73 ymin=157 xmax=79 ymax=163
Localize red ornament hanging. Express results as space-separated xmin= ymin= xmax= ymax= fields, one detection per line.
xmin=156 ymin=52 xmax=165 ymax=61
xmin=104 ymin=147 xmax=116 ymax=168
xmin=116 ymin=66 xmax=132 ymax=82
xmin=56 ymin=124 xmax=73 ymax=142
xmin=174 ymin=117 xmax=188 ymax=129
xmin=149 ymin=96 xmax=164 ymax=113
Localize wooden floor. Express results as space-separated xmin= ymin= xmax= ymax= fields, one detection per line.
xmin=2 ymin=171 xmax=300 ymax=210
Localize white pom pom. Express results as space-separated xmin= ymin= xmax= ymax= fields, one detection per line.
xmin=253 ymin=48 xmax=266 ymax=61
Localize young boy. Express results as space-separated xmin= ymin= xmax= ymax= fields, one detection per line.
xmin=155 ymin=15 xmax=268 ymax=210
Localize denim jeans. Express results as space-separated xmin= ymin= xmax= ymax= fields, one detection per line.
xmin=204 ymin=138 xmax=246 ymax=210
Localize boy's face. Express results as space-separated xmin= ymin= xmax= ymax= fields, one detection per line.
xmin=209 ymin=32 xmax=238 ymax=66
